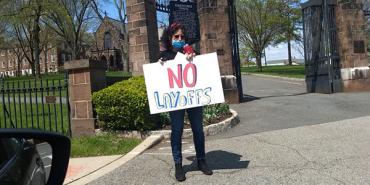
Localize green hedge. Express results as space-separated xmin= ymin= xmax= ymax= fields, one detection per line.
xmin=93 ymin=76 xmax=230 ymax=131
xmin=92 ymin=76 xmax=160 ymax=131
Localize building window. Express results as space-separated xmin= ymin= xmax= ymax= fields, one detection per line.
xmin=51 ymin=54 xmax=55 ymax=63
xmin=8 ymin=60 xmax=12 ymax=67
xmin=61 ymin=54 xmax=65 ymax=63
xmin=1 ymin=51 xmax=4 ymax=56
xmin=2 ymin=61 xmax=5 ymax=68
xmin=104 ymin=32 xmax=112 ymax=50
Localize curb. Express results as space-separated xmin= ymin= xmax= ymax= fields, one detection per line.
xmin=242 ymin=72 xmax=305 ymax=82
xmin=150 ymin=109 xmax=240 ymax=139
xmin=64 ymin=134 xmax=164 ymax=185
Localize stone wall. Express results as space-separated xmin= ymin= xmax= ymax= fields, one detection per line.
xmin=197 ymin=0 xmax=239 ymax=103
xmin=127 ymin=0 xmax=159 ymax=75
xmin=198 ymin=0 xmax=234 ymax=76
xmin=336 ymin=0 xmax=370 ymax=91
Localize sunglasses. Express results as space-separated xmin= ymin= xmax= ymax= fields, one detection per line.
xmin=173 ymin=34 xmax=185 ymax=40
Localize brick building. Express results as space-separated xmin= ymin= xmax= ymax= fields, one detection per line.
xmin=89 ymin=16 xmax=126 ymax=71
xmin=0 ymin=45 xmax=70 ymax=77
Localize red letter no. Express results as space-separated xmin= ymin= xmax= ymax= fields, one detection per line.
xmin=167 ymin=63 xmax=197 ymax=88
xmin=183 ymin=63 xmax=197 ymax=87
xmin=167 ymin=64 xmax=183 ymax=88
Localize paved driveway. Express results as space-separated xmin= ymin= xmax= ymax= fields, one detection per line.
xmin=88 ymin=75 xmax=370 ymax=185
xmin=211 ymin=75 xmax=370 ymax=139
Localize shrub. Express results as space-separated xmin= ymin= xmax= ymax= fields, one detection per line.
xmin=156 ymin=103 xmax=230 ymax=126
xmin=203 ymin=103 xmax=230 ymax=123
xmin=92 ymin=76 xmax=160 ymax=131
xmin=93 ymin=76 xmax=231 ymax=131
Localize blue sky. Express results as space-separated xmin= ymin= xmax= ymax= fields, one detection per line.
xmin=101 ymin=1 xmax=119 ymax=19
xmin=101 ymin=1 xmax=306 ymax=60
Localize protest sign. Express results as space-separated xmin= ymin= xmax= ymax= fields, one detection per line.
xmin=143 ymin=52 xmax=225 ymax=114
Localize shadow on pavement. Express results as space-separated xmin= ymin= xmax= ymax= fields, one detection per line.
xmin=242 ymin=92 xmax=309 ymax=102
xmin=241 ymin=94 xmax=260 ymax=103
xmin=184 ymin=150 xmax=249 ymax=172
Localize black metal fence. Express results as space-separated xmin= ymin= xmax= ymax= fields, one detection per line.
xmin=0 ymin=75 xmax=71 ymax=136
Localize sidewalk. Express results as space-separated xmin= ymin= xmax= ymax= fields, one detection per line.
xmin=87 ymin=115 xmax=370 ymax=185
xmin=63 ymin=135 xmax=164 ymax=185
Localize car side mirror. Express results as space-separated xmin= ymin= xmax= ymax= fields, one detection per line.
xmin=0 ymin=129 xmax=70 ymax=185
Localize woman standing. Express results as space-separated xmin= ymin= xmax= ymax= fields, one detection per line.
xmin=159 ymin=22 xmax=213 ymax=182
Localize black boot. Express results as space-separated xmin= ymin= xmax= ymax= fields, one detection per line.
xmin=198 ymin=159 xmax=213 ymax=175
xmin=175 ymin=163 xmax=186 ymax=181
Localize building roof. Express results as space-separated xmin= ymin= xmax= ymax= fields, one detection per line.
xmin=96 ymin=16 xmax=127 ymax=35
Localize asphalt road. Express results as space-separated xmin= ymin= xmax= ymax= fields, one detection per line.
xmin=88 ymin=74 xmax=370 ymax=185
xmin=208 ymin=74 xmax=370 ymax=140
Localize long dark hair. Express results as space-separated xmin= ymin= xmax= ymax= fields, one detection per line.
xmin=160 ymin=22 xmax=187 ymax=50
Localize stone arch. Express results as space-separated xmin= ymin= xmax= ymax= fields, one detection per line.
xmin=100 ymin=55 xmax=107 ymax=63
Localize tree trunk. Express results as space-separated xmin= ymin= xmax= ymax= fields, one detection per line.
xmin=256 ymin=53 xmax=262 ymax=72
xmin=17 ymin=58 xmax=21 ymax=77
xmin=287 ymin=38 xmax=292 ymax=65
xmin=31 ymin=63 xmax=36 ymax=76
xmin=33 ymin=5 xmax=41 ymax=78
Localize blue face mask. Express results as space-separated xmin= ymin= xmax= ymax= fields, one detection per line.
xmin=172 ymin=40 xmax=186 ymax=49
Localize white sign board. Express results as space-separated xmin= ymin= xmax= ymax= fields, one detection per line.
xmin=143 ymin=52 xmax=225 ymax=114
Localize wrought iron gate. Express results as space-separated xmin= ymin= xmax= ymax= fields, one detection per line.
xmin=302 ymin=0 xmax=342 ymax=93
xmin=0 ymin=74 xmax=71 ymax=136
xmin=228 ymin=0 xmax=243 ymax=102
xmin=156 ymin=0 xmax=170 ymax=13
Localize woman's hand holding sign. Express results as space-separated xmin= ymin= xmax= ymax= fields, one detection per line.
xmin=183 ymin=44 xmax=196 ymax=62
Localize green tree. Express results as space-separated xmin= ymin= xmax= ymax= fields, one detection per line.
xmin=0 ymin=0 xmax=55 ymax=78
xmin=46 ymin=0 xmax=97 ymax=60
xmin=275 ymin=0 xmax=302 ymax=65
xmin=236 ymin=0 xmax=286 ymax=71
xmin=239 ymin=46 xmax=255 ymax=67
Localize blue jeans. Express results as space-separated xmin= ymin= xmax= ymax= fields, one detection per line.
xmin=170 ymin=107 xmax=205 ymax=164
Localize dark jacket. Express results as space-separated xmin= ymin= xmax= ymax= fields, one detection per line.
xmin=159 ymin=47 xmax=198 ymax=61
xmin=159 ymin=49 xmax=181 ymax=61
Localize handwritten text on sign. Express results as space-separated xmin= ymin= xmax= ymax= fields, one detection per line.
xmin=143 ymin=52 xmax=225 ymax=114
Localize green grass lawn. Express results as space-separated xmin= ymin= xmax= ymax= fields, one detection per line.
xmin=0 ymin=74 xmax=69 ymax=100
xmin=241 ymin=65 xmax=305 ymax=79
xmin=106 ymin=71 xmax=132 ymax=78
xmin=71 ymin=134 xmax=141 ymax=157
xmin=0 ymin=102 xmax=70 ymax=135
xmin=2 ymin=73 xmax=65 ymax=81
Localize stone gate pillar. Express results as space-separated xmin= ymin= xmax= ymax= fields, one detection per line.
xmin=65 ymin=59 xmax=107 ymax=137
xmin=127 ymin=0 xmax=160 ymax=75
xmin=198 ymin=0 xmax=240 ymax=103
xmin=336 ymin=0 xmax=370 ymax=91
